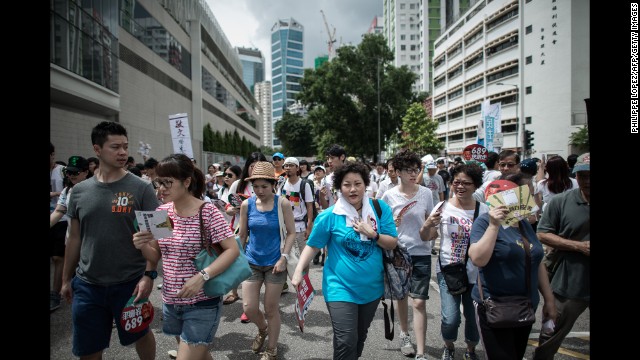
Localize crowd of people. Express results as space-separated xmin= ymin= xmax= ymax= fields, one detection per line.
xmin=50 ymin=122 xmax=590 ymax=360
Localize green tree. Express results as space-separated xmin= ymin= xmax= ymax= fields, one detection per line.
xmin=203 ymin=124 xmax=214 ymax=152
xmin=274 ymin=112 xmax=316 ymax=156
xmin=298 ymin=33 xmax=416 ymax=162
xmin=399 ymin=102 xmax=444 ymax=155
xmin=569 ymin=125 xmax=589 ymax=151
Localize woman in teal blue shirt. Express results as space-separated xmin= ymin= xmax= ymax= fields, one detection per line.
xmin=292 ymin=162 xmax=398 ymax=360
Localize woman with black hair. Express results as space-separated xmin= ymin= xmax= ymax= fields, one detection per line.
xmin=291 ymin=162 xmax=398 ymax=360
xmin=132 ymin=153 xmax=238 ymax=360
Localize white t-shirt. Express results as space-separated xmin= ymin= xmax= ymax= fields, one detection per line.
xmin=381 ymin=186 xmax=434 ymax=256
xmin=435 ymin=200 xmax=489 ymax=284
xmin=279 ymin=178 xmax=313 ymax=232
xmin=535 ymin=178 xmax=579 ymax=212
xmin=482 ymin=169 xmax=501 ymax=184
xmin=50 ymin=164 xmax=65 ymax=213
xmin=421 ymin=173 xmax=445 ymax=205
xmin=376 ymin=177 xmax=398 ymax=199
xmin=324 ymin=173 xmax=338 ymax=207
xmin=365 ymin=181 xmax=378 ymax=199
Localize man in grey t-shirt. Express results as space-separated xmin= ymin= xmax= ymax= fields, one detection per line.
xmin=62 ymin=121 xmax=160 ymax=359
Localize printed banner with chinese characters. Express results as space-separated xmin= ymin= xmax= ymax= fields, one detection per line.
xmin=295 ymin=273 xmax=315 ymax=332
xmin=169 ymin=113 xmax=194 ymax=159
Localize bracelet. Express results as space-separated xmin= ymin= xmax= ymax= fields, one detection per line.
xmin=281 ymin=253 xmax=290 ymax=261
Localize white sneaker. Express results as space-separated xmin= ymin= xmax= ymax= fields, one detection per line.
xmin=167 ymin=349 xmax=177 ymax=358
xmin=399 ymin=332 xmax=415 ymax=357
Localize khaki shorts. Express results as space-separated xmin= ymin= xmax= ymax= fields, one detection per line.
xmin=246 ymin=264 xmax=287 ymax=284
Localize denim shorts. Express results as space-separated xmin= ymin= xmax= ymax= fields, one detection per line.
xmin=246 ymin=264 xmax=288 ymax=284
xmin=163 ymin=297 xmax=222 ymax=345
xmin=71 ymin=276 xmax=148 ymax=357
xmin=409 ymin=255 xmax=432 ymax=300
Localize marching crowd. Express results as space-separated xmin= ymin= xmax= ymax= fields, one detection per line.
xmin=50 ymin=121 xmax=589 ymax=360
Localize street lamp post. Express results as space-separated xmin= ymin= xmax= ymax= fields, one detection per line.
xmin=496 ymin=82 xmax=521 ymax=158
xmin=377 ymin=59 xmax=381 ymax=162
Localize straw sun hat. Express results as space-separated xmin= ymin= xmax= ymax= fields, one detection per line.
xmin=244 ymin=161 xmax=278 ymax=181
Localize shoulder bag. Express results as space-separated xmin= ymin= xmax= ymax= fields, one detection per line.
xmin=438 ymin=201 xmax=480 ymax=295
xmin=277 ymin=195 xmax=300 ymax=280
xmin=193 ymin=203 xmax=252 ymax=297
xmin=477 ymin=222 xmax=536 ymax=328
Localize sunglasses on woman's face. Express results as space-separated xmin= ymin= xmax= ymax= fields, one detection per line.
xmin=224 ymin=173 xmax=234 ymax=178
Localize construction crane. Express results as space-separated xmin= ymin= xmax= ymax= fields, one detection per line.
xmin=320 ymin=10 xmax=337 ymax=60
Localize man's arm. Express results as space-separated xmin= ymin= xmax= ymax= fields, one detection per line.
xmin=537 ymin=232 xmax=590 ymax=256
xmin=61 ymin=218 xmax=82 ymax=303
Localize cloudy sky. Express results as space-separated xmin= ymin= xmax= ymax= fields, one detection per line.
xmin=205 ymin=0 xmax=383 ymax=80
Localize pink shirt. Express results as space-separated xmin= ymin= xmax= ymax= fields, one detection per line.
xmin=157 ymin=202 xmax=234 ymax=305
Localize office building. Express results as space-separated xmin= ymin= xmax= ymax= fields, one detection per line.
xmin=255 ymin=81 xmax=272 ymax=148
xmin=237 ymin=47 xmax=265 ymax=94
xmin=50 ymin=0 xmax=261 ymax=162
xmin=271 ymin=17 xmax=304 ymax=148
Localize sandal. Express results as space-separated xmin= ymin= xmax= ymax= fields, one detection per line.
xmin=223 ymin=294 xmax=239 ymax=305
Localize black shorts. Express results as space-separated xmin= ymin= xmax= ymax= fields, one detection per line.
xmin=50 ymin=221 xmax=68 ymax=257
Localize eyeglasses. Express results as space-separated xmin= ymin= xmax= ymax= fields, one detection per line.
xmin=499 ymin=162 xmax=517 ymax=168
xmin=452 ymin=181 xmax=474 ymax=187
xmin=152 ymin=179 xmax=174 ymax=189
xmin=402 ymin=168 xmax=421 ymax=175
xmin=224 ymin=173 xmax=235 ymax=178
xmin=64 ymin=170 xmax=80 ymax=176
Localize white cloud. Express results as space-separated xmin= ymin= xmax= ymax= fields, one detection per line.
xmin=205 ymin=0 xmax=383 ymax=80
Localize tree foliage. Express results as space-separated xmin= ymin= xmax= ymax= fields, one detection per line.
xmin=201 ymin=125 xmax=258 ymax=156
xmin=568 ymin=125 xmax=589 ymax=151
xmin=273 ymin=112 xmax=316 ymax=156
xmin=399 ymin=102 xmax=444 ymax=155
xmin=298 ymin=33 xmax=416 ymax=162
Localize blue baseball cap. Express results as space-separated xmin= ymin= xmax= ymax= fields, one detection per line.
xmin=572 ymin=153 xmax=590 ymax=173
xmin=272 ymin=152 xmax=285 ymax=160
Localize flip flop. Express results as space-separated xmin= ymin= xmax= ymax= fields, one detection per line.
xmin=223 ymin=294 xmax=239 ymax=305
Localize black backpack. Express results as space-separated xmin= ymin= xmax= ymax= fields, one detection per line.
xmin=299 ymin=178 xmax=318 ymax=222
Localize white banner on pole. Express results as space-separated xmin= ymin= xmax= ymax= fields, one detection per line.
xmin=480 ymin=101 xmax=501 ymax=152
xmin=169 ymin=113 xmax=194 ymax=159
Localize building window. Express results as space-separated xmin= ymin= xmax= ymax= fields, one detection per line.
xmin=401 ymin=45 xmax=406 ymax=51
xmin=400 ymin=4 xmax=406 ymax=9
xmin=486 ymin=8 xmax=518 ymax=30
xmin=526 ymin=55 xmax=532 ymax=64
xmin=449 ymin=110 xmax=463 ymax=120
xmin=448 ymin=88 xmax=463 ymax=100
xmin=400 ymin=34 xmax=406 ymax=40
xmin=435 ymin=96 xmax=447 ymax=106
xmin=526 ymin=86 xmax=532 ymax=94
xmin=486 ymin=65 xmax=518 ymax=82
xmin=411 ymin=45 xmax=416 ymax=51
xmin=466 ymin=104 xmax=482 ymax=114
xmin=525 ymin=25 xmax=533 ymax=34
xmin=525 ymin=116 xmax=532 ymax=124
xmin=465 ymin=78 xmax=484 ymax=92
xmin=447 ymin=65 xmax=463 ymax=80
xmin=465 ymin=52 xmax=484 ymax=68
xmin=486 ymin=36 xmax=518 ymax=57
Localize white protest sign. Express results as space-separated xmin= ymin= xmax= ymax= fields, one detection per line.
xmin=169 ymin=113 xmax=194 ymax=159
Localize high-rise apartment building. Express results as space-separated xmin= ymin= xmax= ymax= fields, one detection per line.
xmin=271 ymin=18 xmax=304 ymax=148
xmin=50 ymin=0 xmax=262 ymax=162
xmin=237 ymin=47 xmax=265 ymax=94
xmin=383 ymin=0 xmax=470 ymax=94
xmin=255 ymin=81 xmax=272 ymax=148
xmin=432 ymin=0 xmax=589 ymax=159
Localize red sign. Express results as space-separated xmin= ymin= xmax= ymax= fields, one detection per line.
xmin=228 ymin=193 xmax=250 ymax=208
xmin=484 ymin=180 xmax=518 ymax=200
xmin=295 ymin=273 xmax=315 ymax=332
xmin=120 ymin=296 xmax=154 ymax=333
xmin=463 ymin=144 xmax=488 ymax=163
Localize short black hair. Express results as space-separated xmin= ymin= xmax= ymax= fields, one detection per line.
xmin=450 ymin=163 xmax=484 ymax=188
xmin=567 ymin=154 xmax=579 ymax=167
xmin=143 ymin=157 xmax=159 ymax=169
xmin=326 ymin=144 xmax=346 ymax=158
xmin=485 ymin=151 xmax=500 ymax=168
xmin=392 ymin=149 xmax=421 ymax=172
xmin=332 ymin=162 xmax=370 ymax=192
xmin=91 ymin=121 xmax=128 ymax=147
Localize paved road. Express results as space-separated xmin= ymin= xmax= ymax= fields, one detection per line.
xmin=50 ymin=254 xmax=590 ymax=359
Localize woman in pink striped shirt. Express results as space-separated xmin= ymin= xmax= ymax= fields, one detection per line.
xmin=133 ymin=154 xmax=239 ymax=360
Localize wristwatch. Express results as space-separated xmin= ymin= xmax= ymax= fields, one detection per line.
xmin=144 ymin=270 xmax=157 ymax=280
xmin=281 ymin=253 xmax=290 ymax=261
xmin=200 ymin=269 xmax=210 ymax=281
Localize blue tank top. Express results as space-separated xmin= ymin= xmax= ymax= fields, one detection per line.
xmin=245 ymin=195 xmax=282 ymax=266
